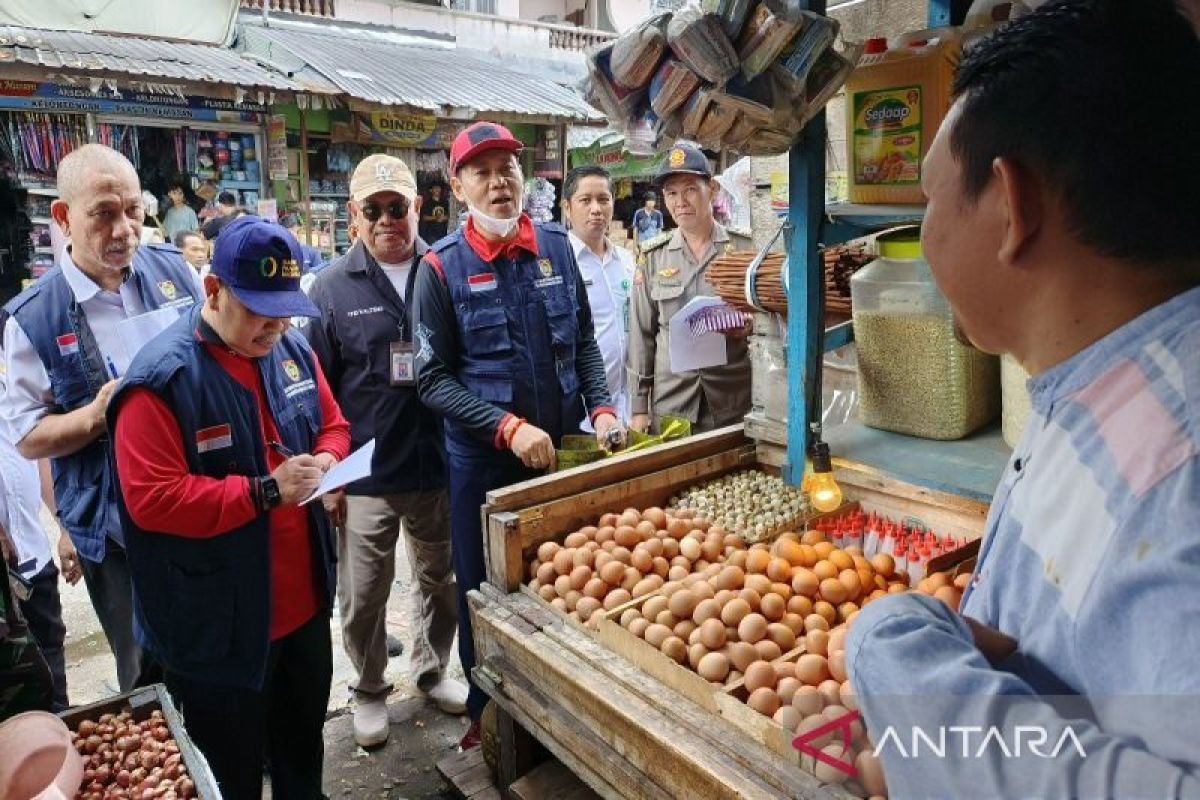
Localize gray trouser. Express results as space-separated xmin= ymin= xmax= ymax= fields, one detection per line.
xmin=339 ymin=490 xmax=456 ymax=696
xmin=79 ymin=540 xmax=158 ymax=692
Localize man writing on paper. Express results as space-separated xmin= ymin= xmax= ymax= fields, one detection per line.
xmin=0 ymin=144 xmax=201 ymax=692
xmin=110 ymin=216 xmax=351 ymax=799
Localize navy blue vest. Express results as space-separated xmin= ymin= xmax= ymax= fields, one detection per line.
xmin=108 ymin=305 xmax=336 ymax=689
xmin=2 ymin=245 xmax=201 ymax=563
xmin=433 ymin=222 xmax=584 ymax=455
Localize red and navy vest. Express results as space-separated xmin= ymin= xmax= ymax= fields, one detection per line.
xmin=432 ymin=222 xmax=585 ymax=456
xmin=108 ymin=305 xmax=335 ymax=689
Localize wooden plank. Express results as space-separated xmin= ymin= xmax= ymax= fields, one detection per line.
xmin=496 ymin=591 xmax=846 ymax=800
xmin=484 ymin=426 xmax=750 ymax=514
xmin=473 ymin=657 xmax=642 ymax=800
xmin=437 ymin=748 xmax=484 ymax=781
xmin=470 ymin=592 xmax=805 ymax=800
xmin=509 ymin=759 xmax=601 ymax=800
xmin=494 ymin=705 xmax=536 ymax=792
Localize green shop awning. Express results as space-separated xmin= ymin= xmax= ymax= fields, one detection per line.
xmin=569 ymin=136 xmax=665 ymax=180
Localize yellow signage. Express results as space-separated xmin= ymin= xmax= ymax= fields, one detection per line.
xmin=369 ymin=111 xmax=438 ymax=145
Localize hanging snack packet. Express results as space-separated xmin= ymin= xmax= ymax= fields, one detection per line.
xmin=680 ymin=89 xmax=716 ymax=138
xmin=649 ymin=58 xmax=704 ymax=116
xmin=695 ymin=97 xmax=739 ymax=149
xmin=611 ymin=14 xmax=670 ymax=90
xmin=586 ymin=43 xmax=648 ymax=125
xmin=721 ymin=112 xmax=763 ymax=152
xmin=799 ymin=42 xmax=863 ymax=126
xmin=737 ymin=0 xmax=807 ymax=80
xmin=702 ymin=0 xmax=756 ymax=40
xmin=739 ymin=127 xmax=795 ymax=155
xmin=667 ymin=7 xmax=741 ymax=84
xmin=773 ymin=12 xmax=838 ymax=92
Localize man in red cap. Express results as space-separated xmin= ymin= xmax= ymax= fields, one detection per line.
xmin=412 ymin=121 xmax=624 ymax=747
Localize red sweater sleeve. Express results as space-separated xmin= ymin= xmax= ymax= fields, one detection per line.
xmin=310 ymin=351 xmax=351 ymax=462
xmin=114 ymin=388 xmax=257 ymax=538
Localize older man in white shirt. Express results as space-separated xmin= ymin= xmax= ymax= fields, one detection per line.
xmin=0 ymin=144 xmax=202 ymax=691
xmin=561 ymin=166 xmax=636 ymax=425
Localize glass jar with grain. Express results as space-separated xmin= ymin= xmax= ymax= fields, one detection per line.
xmin=850 ymin=228 xmax=1000 ymax=440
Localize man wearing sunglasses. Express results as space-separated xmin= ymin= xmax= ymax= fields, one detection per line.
xmin=304 ymin=155 xmax=465 ymax=749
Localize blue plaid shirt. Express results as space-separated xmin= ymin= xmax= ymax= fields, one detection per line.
xmin=847 ymin=286 xmax=1200 ymax=798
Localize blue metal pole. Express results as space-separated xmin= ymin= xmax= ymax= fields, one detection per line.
xmin=783 ymin=0 xmax=826 ymax=487
xmin=928 ymin=0 xmax=953 ymax=27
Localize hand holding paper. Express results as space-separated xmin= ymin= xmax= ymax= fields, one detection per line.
xmin=301 ymin=438 xmax=375 ymax=504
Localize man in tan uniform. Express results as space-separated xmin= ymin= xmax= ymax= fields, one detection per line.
xmin=628 ymin=142 xmax=754 ymax=434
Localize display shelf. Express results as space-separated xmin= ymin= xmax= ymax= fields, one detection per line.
xmin=23 ymin=186 xmax=58 ymax=197
xmin=29 ymin=216 xmax=52 ymax=225
xmin=217 ymin=180 xmax=263 ymax=190
xmin=34 ymin=246 xmax=54 ymax=254
xmin=824 ymin=421 xmax=1011 ymax=504
xmin=822 ymin=202 xmax=925 ymax=247
xmin=309 ymin=191 xmax=349 ymax=198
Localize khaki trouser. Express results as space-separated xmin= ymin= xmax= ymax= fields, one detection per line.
xmin=339 ymin=490 xmax=456 ymax=696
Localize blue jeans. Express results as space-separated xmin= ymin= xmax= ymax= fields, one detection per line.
xmin=447 ymin=447 xmax=538 ymax=721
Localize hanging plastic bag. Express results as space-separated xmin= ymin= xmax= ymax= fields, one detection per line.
xmin=667 ymin=8 xmax=740 ymax=84
xmin=610 ymin=14 xmax=671 ymax=90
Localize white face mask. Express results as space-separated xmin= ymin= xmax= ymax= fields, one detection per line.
xmin=468 ymin=202 xmax=521 ymax=238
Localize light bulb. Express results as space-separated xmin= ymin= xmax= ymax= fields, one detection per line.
xmin=809 ymin=470 xmax=843 ymax=513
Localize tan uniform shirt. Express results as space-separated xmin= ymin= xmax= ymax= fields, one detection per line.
xmin=627 ymin=223 xmax=754 ymax=432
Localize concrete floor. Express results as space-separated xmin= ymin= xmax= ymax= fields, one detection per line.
xmin=47 ymin=509 xmax=470 ymax=799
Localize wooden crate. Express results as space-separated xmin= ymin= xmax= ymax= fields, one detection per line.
xmin=475 ymin=427 xmax=991 ymax=800
xmin=469 ymin=585 xmax=843 ymax=800
xmin=59 ymin=683 xmax=221 ymax=800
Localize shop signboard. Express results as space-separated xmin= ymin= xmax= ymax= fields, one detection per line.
xmin=569 ymin=136 xmax=665 ymax=180
xmin=368 ymin=110 xmax=438 ymax=146
xmin=0 ymin=81 xmax=265 ymax=122
xmin=267 ymin=113 xmax=289 ymax=181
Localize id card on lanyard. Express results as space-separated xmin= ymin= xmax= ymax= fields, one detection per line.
xmin=389 ymin=341 xmax=415 ymax=386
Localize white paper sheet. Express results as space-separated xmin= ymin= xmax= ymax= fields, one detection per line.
xmin=301 ymin=438 xmax=375 ymax=504
xmin=116 ymin=307 xmax=184 ymax=372
xmin=668 ymin=296 xmax=729 ymax=373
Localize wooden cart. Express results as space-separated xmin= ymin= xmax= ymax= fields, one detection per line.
xmin=468 ymin=426 xmax=992 ymax=799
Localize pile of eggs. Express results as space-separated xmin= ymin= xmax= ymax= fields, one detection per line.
xmin=526 ymin=507 xmax=747 ymax=623
xmin=667 ymin=469 xmax=809 ymax=542
xmin=612 ymin=529 xmax=912 ymax=687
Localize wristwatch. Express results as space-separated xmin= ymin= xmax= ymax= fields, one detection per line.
xmin=258 ymin=476 xmax=282 ymax=513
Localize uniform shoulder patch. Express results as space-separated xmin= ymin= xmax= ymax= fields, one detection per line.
xmin=639 ymin=232 xmax=671 ymax=253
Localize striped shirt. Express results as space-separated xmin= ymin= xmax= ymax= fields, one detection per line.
xmin=847 ymin=286 xmax=1200 ymax=798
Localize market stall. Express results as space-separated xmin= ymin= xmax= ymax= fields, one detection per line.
xmin=458 ymin=1 xmax=1020 ymax=797
xmin=0 ymin=26 xmax=298 ymax=297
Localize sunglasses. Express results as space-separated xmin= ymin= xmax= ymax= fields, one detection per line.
xmin=360 ymin=198 xmax=409 ymax=222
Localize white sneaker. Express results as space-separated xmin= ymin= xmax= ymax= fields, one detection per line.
xmin=353 ymin=695 xmax=390 ymax=748
xmin=426 ymin=676 xmax=469 ymax=715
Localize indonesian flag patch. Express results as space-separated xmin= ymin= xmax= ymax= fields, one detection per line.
xmin=196 ymin=424 xmax=233 ymax=453
xmin=56 ymin=333 xmax=79 ymax=356
xmin=468 ymin=273 xmax=497 ymax=293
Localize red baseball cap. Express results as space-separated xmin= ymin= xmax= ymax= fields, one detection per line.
xmin=450 ymin=121 xmax=524 ymax=173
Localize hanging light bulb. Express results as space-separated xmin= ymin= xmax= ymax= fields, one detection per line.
xmin=808 ymin=440 xmax=844 ymax=513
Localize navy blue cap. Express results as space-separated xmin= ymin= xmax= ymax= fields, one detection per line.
xmin=655 ymin=141 xmax=713 ymax=185
xmin=211 ymin=216 xmax=320 ymax=318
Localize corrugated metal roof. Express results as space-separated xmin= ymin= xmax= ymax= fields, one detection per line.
xmin=242 ymin=22 xmax=601 ymax=122
xmin=0 ymin=25 xmax=298 ymax=90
